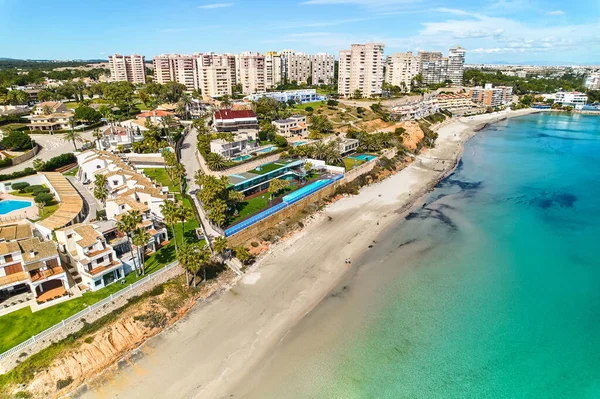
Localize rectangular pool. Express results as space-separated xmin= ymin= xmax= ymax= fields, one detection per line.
xmin=292 ymin=141 xmax=306 ymax=147
xmin=256 ymin=146 xmax=277 ymax=154
xmin=232 ymin=155 xmax=252 ymax=162
xmin=348 ymin=154 xmax=377 ymax=162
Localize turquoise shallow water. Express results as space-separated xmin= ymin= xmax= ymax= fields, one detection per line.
xmin=243 ymin=113 xmax=600 ymax=399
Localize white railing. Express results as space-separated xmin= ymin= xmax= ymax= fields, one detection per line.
xmin=0 ymin=261 xmax=179 ymax=361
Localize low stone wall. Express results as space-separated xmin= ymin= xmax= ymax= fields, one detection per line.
xmin=0 ymin=264 xmax=183 ymax=374
xmin=0 ymin=144 xmax=39 ymax=170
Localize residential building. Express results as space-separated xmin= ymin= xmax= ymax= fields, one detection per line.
xmin=0 ymin=224 xmax=70 ymax=304
xmin=108 ymin=54 xmax=147 ymax=84
xmin=237 ymin=52 xmax=266 ymax=94
xmin=244 ymin=89 xmax=325 ymax=104
xmin=338 ymin=43 xmax=385 ymax=98
xmin=56 ymin=223 xmax=124 ymax=291
xmin=385 ymin=52 xmax=419 ymax=91
xmin=97 ymin=125 xmax=144 ymax=152
xmin=468 ymin=84 xmax=513 ymax=107
xmin=285 ymin=51 xmax=312 ymax=84
xmin=437 ymin=93 xmax=478 ymax=114
xmin=152 ymin=54 xmax=199 ymax=90
xmin=310 ymin=53 xmax=335 ymax=85
xmin=265 ymin=52 xmax=283 ymax=89
xmin=554 ymin=91 xmax=588 ymax=109
xmin=196 ymin=53 xmax=235 ymax=98
xmin=584 ymin=73 xmax=600 ymax=90
xmin=447 ymin=47 xmax=466 ymax=84
xmin=338 ymin=138 xmax=360 ymax=154
xmin=272 ymin=115 xmax=308 ymax=137
xmin=389 ymin=93 xmax=439 ymax=121
xmin=210 ymin=132 xmax=259 ymax=158
xmin=28 ymin=103 xmax=73 ymax=131
xmin=213 ymin=109 xmax=258 ymax=132
xmin=417 ymin=51 xmax=443 ymax=72
xmin=136 ymin=109 xmax=178 ymax=125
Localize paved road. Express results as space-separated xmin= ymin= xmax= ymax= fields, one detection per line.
xmin=1 ymin=129 xmax=96 ymax=174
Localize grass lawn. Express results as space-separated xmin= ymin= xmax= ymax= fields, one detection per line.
xmin=0 ymin=218 xmax=203 ymax=354
xmin=293 ymin=101 xmax=325 ymax=110
xmin=247 ymin=161 xmax=290 ymax=175
xmin=228 ymin=184 xmax=297 ymax=226
xmin=143 ymin=168 xmax=177 ymax=193
xmin=64 ymin=102 xmax=78 ymax=110
xmin=344 ymin=157 xmax=365 ymax=171
xmin=63 ymin=166 xmax=79 ymax=176
xmin=0 ymin=123 xmax=28 ymax=132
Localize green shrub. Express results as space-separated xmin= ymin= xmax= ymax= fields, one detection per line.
xmin=0 ymin=130 xmax=33 ymax=151
xmin=0 ymin=167 xmax=36 ymax=182
xmin=0 ymin=157 xmax=12 ymax=168
xmin=23 ymin=184 xmax=43 ymax=193
xmin=41 ymin=153 xmax=77 ymax=172
xmin=83 ymin=337 xmax=94 ymax=344
xmin=14 ymin=391 xmax=33 ymax=398
xmin=11 ymin=182 xmax=30 ymax=192
xmin=32 ymin=187 xmax=50 ymax=195
xmin=34 ymin=193 xmax=53 ymax=203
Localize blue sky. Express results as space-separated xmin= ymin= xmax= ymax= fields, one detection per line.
xmin=1 ymin=0 xmax=599 ymax=64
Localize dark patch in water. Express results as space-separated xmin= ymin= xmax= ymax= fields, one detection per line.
xmin=403 ymin=206 xmax=458 ymax=232
xmin=397 ymin=238 xmax=417 ymax=249
xmin=439 ymin=178 xmax=483 ymax=191
xmin=537 ymin=133 xmax=594 ymax=141
xmin=511 ymin=191 xmax=577 ymax=210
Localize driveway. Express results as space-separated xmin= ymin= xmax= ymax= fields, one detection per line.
xmin=0 ymin=128 xmax=96 ymax=174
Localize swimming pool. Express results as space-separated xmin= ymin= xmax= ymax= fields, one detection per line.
xmin=293 ymin=141 xmax=306 ymax=147
xmin=256 ymin=146 xmax=276 ymax=154
xmin=232 ymin=155 xmax=252 ymax=162
xmin=282 ymin=179 xmax=332 ymax=204
xmin=348 ymin=154 xmax=377 ymax=162
xmin=0 ymin=199 xmax=32 ymax=215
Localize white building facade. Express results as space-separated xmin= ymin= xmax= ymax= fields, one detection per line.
xmin=338 ymin=43 xmax=385 ymax=98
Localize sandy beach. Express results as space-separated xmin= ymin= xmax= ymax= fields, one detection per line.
xmin=74 ymin=108 xmax=539 ymax=399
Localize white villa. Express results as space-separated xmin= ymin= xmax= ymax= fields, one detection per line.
xmin=272 ymin=115 xmax=308 ymax=137
xmin=210 ymin=132 xmax=259 ymax=159
xmin=97 ymin=125 xmax=144 ymax=152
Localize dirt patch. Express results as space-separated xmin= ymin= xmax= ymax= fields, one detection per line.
xmin=356 ymin=118 xmax=393 ymax=132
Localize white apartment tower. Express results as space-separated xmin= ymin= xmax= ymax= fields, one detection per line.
xmin=311 ymin=53 xmax=335 ymax=85
xmin=108 ymin=54 xmax=146 ymax=84
xmin=385 ymin=52 xmax=418 ymax=91
xmin=338 ymin=43 xmax=385 ymax=98
xmin=265 ymin=52 xmax=283 ymax=89
xmin=286 ymin=52 xmax=312 ymax=84
xmin=447 ymin=46 xmax=466 ymax=84
xmin=237 ymin=52 xmax=266 ymax=95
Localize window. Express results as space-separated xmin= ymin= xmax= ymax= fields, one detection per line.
xmin=94 ymin=280 xmax=102 ymax=287
xmin=67 ymin=234 xmax=73 ymax=239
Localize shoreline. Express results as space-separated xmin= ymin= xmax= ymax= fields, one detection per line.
xmin=75 ymin=107 xmax=539 ymax=399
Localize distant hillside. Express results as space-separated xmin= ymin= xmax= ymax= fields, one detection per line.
xmin=0 ymin=58 xmax=105 ymax=71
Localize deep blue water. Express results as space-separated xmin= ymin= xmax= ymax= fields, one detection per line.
xmin=244 ymin=113 xmax=600 ymax=399
xmin=0 ymin=199 xmax=32 ymax=215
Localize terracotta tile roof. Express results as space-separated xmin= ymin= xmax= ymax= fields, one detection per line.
xmin=38 ymin=173 xmax=83 ymax=231
xmin=0 ymin=241 xmax=20 ymax=255
xmin=18 ymin=238 xmax=58 ymax=262
xmin=214 ymin=109 xmax=256 ymax=120
xmin=137 ymin=110 xmax=174 ymax=118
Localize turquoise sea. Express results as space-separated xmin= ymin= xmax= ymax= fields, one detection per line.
xmin=243 ymin=113 xmax=600 ymax=399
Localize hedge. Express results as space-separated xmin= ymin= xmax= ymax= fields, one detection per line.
xmin=41 ymin=153 xmax=77 ymax=172
xmin=0 ymin=158 xmax=12 ymax=168
xmin=0 ymin=168 xmax=36 ymax=182
xmin=11 ymin=182 xmax=30 ymax=192
xmin=0 ymin=113 xmax=28 ymax=126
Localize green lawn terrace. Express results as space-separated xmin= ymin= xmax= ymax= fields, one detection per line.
xmin=225 ymin=158 xmax=345 ymax=226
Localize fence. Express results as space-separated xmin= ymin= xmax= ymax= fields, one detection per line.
xmin=0 ymin=261 xmax=179 ymax=363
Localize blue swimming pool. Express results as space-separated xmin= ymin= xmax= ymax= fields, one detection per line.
xmin=293 ymin=141 xmax=306 ymax=147
xmin=0 ymin=199 xmax=32 ymax=215
xmin=282 ymin=179 xmax=332 ymax=204
xmin=256 ymin=146 xmax=276 ymax=154
xmin=348 ymin=154 xmax=377 ymax=162
xmin=232 ymin=155 xmax=252 ymax=162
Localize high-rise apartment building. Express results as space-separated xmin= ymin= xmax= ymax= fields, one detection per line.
xmin=197 ymin=53 xmax=234 ymax=98
xmin=310 ymin=53 xmax=335 ymax=85
xmin=384 ymin=52 xmax=418 ymax=91
xmin=152 ymin=54 xmax=199 ymax=90
xmin=417 ymin=47 xmax=466 ymax=85
xmin=286 ymin=52 xmax=312 ymax=84
xmin=108 ymin=54 xmax=146 ymax=84
xmin=338 ymin=43 xmax=385 ymax=98
xmin=237 ymin=52 xmax=266 ymax=95
xmin=265 ymin=52 xmax=283 ymax=89
xmin=447 ymin=46 xmax=466 ymax=85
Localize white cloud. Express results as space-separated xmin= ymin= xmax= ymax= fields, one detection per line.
xmin=546 ymin=10 xmax=565 ymax=16
xmin=198 ymin=2 xmax=233 ymax=9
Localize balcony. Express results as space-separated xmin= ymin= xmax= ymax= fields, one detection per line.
xmin=0 ymin=271 xmax=29 ymax=289
xmin=30 ymin=267 xmax=65 ymax=283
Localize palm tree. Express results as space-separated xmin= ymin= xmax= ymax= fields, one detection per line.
xmin=160 ymin=200 xmax=180 ymax=254
xmin=213 ymin=236 xmax=228 ymax=257
xmin=161 ymin=115 xmax=176 ymax=146
xmin=92 ymin=127 xmax=103 ymax=150
xmin=62 ymin=128 xmax=83 ymax=151
xmin=177 ymin=206 xmax=195 ymax=247
xmin=177 ymin=243 xmax=209 ymax=287
xmin=93 ymin=174 xmax=109 ymax=205
xmin=132 ymin=228 xmax=151 ymax=275
xmin=177 ymin=243 xmax=195 ymax=286
xmin=312 ymin=142 xmax=328 ymax=160
xmin=41 ymin=104 xmax=53 ymax=115
xmin=116 ymin=210 xmax=143 ymax=276
xmin=205 ymin=153 xmax=228 ymax=171
xmin=33 ymin=158 xmax=45 ymax=172
xmin=178 ymin=94 xmax=192 ymax=120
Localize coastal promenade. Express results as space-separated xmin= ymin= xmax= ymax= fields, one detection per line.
xmin=78 ymin=109 xmax=539 ymax=399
